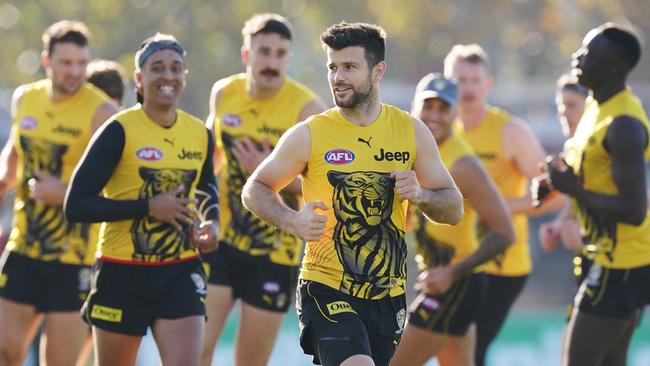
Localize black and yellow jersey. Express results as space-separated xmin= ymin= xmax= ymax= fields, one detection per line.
xmin=301 ymin=104 xmax=416 ymax=300
xmin=456 ymin=107 xmax=530 ymax=276
xmin=212 ymin=73 xmax=319 ymax=266
xmin=564 ymin=89 xmax=650 ymax=269
xmin=7 ymin=79 xmax=110 ymax=265
xmin=415 ymin=134 xmax=481 ymax=271
xmin=64 ymin=104 xmax=219 ymax=264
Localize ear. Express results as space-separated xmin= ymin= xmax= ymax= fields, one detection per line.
xmin=241 ymin=45 xmax=249 ymax=66
xmin=41 ymin=51 xmax=50 ymax=69
xmin=372 ymin=61 xmax=387 ymax=83
xmin=133 ymin=69 xmax=142 ymax=89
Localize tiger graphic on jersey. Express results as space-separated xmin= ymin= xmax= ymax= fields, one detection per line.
xmin=328 ymin=170 xmax=406 ymax=299
xmin=130 ymin=167 xmax=197 ymax=262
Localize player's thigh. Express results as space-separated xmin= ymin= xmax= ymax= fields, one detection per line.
xmin=40 ymin=312 xmax=88 ymax=366
xmin=389 ymin=324 xmax=447 ymax=366
xmin=437 ymin=324 xmax=476 ymax=366
xmin=93 ymin=326 xmax=141 ymax=366
xmin=153 ymin=315 xmax=205 ymax=366
xmin=235 ymin=302 xmax=284 ymax=366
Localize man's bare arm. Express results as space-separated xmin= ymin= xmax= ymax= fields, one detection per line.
xmin=91 ymin=102 xmax=119 ymax=133
xmin=0 ymin=86 xmax=26 ymax=199
xmin=206 ymin=79 xmax=227 ymax=174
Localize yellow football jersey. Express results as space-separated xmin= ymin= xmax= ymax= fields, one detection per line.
xmin=97 ymin=105 xmax=209 ymax=263
xmin=564 ymin=89 xmax=650 ymax=269
xmin=301 ymin=104 xmax=416 ymax=299
xmin=7 ymin=80 xmax=109 ymax=265
xmin=213 ymin=73 xmax=318 ymax=266
xmin=456 ymin=107 xmax=530 ymax=276
xmin=415 ymin=134 xmax=481 ymax=271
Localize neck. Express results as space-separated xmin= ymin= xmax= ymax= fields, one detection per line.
xmin=142 ymin=101 xmax=177 ymax=127
xmin=436 ymin=132 xmax=452 ymax=146
xmin=247 ymin=73 xmax=284 ymax=100
xmin=592 ymin=78 xmax=626 ymax=104
xmin=458 ymin=102 xmax=488 ymax=130
xmin=49 ymin=84 xmax=77 ymax=103
xmin=339 ymin=92 xmax=382 ymax=126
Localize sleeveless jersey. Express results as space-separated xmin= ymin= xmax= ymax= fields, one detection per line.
xmin=98 ymin=105 xmax=209 ymax=264
xmin=213 ymin=73 xmax=318 ymax=266
xmin=415 ymin=134 xmax=481 ymax=271
xmin=301 ymin=104 xmax=416 ymax=299
xmin=564 ymin=89 xmax=650 ymax=269
xmin=8 ymin=79 xmax=109 ymax=265
xmin=456 ymin=107 xmax=531 ymax=276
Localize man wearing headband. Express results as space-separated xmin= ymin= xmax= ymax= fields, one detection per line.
xmin=0 ymin=20 xmax=116 ymax=365
xmin=391 ymin=74 xmax=513 ymax=366
xmin=200 ymin=13 xmax=326 ymax=366
xmin=65 ymin=33 xmax=219 ymax=365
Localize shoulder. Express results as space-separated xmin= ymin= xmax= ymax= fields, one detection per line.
xmin=606 ymin=115 xmax=648 ymax=152
xmin=210 ymin=74 xmax=243 ymax=103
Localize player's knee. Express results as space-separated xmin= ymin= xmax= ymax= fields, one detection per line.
xmin=0 ymin=341 xmax=24 ymax=366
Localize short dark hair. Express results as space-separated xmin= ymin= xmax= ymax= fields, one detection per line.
xmin=42 ymin=20 xmax=90 ymax=55
xmin=600 ymin=23 xmax=642 ymax=70
xmin=87 ymin=59 xmax=126 ymax=103
xmin=556 ymin=73 xmax=589 ymax=97
xmin=242 ymin=13 xmax=293 ymax=47
xmin=320 ymin=22 xmax=387 ymax=67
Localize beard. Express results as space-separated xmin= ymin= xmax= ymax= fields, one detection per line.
xmin=333 ymin=77 xmax=374 ymax=109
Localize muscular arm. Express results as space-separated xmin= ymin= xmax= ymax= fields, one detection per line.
xmin=0 ymin=87 xmax=26 ymax=196
xmin=91 ymin=102 xmax=119 ymax=133
xmin=64 ymin=121 xmax=149 ymax=222
xmin=504 ymin=120 xmax=566 ymax=215
xmin=242 ymin=123 xmax=311 ymax=235
xmin=552 ymin=116 xmax=648 ymax=225
xmin=449 ymin=156 xmax=514 ymax=277
xmin=411 ymin=118 xmax=463 ymax=225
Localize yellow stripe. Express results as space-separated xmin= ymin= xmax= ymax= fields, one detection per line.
xmin=442 ymin=275 xmax=472 ymax=333
xmin=307 ymin=282 xmax=337 ymax=323
xmin=425 ymin=278 xmax=462 ymax=330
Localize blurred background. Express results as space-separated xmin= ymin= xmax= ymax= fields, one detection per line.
xmin=0 ymin=0 xmax=649 ymax=365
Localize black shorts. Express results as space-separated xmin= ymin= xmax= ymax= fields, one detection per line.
xmin=82 ymin=258 xmax=206 ymax=336
xmin=0 ymin=250 xmax=91 ymax=312
xmin=575 ymin=263 xmax=650 ymax=319
xmin=408 ymin=272 xmax=487 ymax=336
xmin=296 ymin=280 xmax=406 ymax=366
xmin=202 ymin=243 xmax=298 ymax=312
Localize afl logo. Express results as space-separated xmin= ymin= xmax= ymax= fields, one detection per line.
xmin=324 ymin=149 xmax=355 ymax=165
xmin=222 ymin=113 xmax=242 ymax=127
xmin=19 ymin=117 xmax=38 ymax=130
xmin=136 ymin=147 xmax=163 ymax=161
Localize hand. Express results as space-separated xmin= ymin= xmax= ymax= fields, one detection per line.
xmin=292 ymin=201 xmax=328 ymax=241
xmin=190 ymin=220 xmax=219 ymax=253
xmin=560 ymin=219 xmax=583 ymax=251
xmin=531 ymin=172 xmax=554 ymax=208
xmin=391 ymin=170 xmax=422 ymax=203
xmin=547 ymin=156 xmax=580 ymax=196
xmin=414 ymin=266 xmax=455 ymax=296
xmin=538 ymin=221 xmax=560 ymax=253
xmin=28 ymin=169 xmax=67 ymax=205
xmin=148 ymin=186 xmax=195 ymax=232
xmin=232 ymin=137 xmax=272 ymax=175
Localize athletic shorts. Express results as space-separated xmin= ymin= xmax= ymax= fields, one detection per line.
xmin=296 ymin=280 xmax=406 ymax=366
xmin=408 ymin=272 xmax=487 ymax=336
xmin=574 ymin=262 xmax=650 ymax=319
xmin=202 ymin=243 xmax=298 ymax=312
xmin=82 ymin=258 xmax=206 ymax=336
xmin=0 ymin=250 xmax=91 ymax=312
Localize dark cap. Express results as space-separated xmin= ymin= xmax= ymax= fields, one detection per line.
xmin=414 ymin=73 xmax=458 ymax=107
xmin=134 ymin=33 xmax=186 ymax=70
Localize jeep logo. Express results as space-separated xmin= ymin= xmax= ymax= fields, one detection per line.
xmin=374 ymin=148 xmax=410 ymax=164
xmin=178 ymin=148 xmax=203 ymax=160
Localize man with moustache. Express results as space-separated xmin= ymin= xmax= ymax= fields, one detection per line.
xmin=200 ymin=13 xmax=326 ymax=366
xmin=0 ymin=20 xmax=116 ymax=365
xmin=547 ymin=23 xmax=650 ymax=366
xmin=242 ymin=22 xmax=463 ymax=366
xmin=443 ymin=44 xmax=565 ymax=366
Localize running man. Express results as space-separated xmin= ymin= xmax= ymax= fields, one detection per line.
xmin=444 ymin=44 xmax=565 ymax=366
xmin=547 ymin=23 xmax=650 ymax=366
xmin=242 ymin=22 xmax=463 ymax=366
xmin=0 ymin=20 xmax=116 ymax=366
xmin=200 ymin=13 xmax=326 ymax=366
xmin=390 ymin=73 xmax=514 ymax=366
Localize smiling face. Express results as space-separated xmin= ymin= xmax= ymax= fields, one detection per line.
xmin=134 ymin=49 xmax=185 ymax=108
xmin=327 ymin=46 xmax=384 ymax=109
xmin=412 ymin=97 xmax=456 ymax=143
xmin=243 ymin=32 xmax=292 ymax=93
xmin=43 ymin=42 xmax=90 ymax=96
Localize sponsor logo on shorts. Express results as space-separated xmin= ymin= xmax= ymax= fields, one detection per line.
xmin=19 ymin=117 xmax=38 ymax=130
xmin=222 ymin=113 xmax=242 ymax=128
xmin=191 ymin=273 xmax=206 ymax=295
xmin=78 ymin=267 xmax=91 ymax=292
xmin=326 ymin=301 xmax=357 ymax=316
xmin=263 ymin=281 xmax=280 ymax=294
xmin=421 ymin=297 xmax=439 ymax=310
xmin=90 ymin=305 xmax=123 ymax=323
xmin=136 ymin=147 xmax=163 ymax=161
xmin=396 ymin=308 xmax=406 ymax=333
xmin=0 ymin=274 xmax=7 ymax=288
xmin=324 ymin=149 xmax=355 ymax=165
